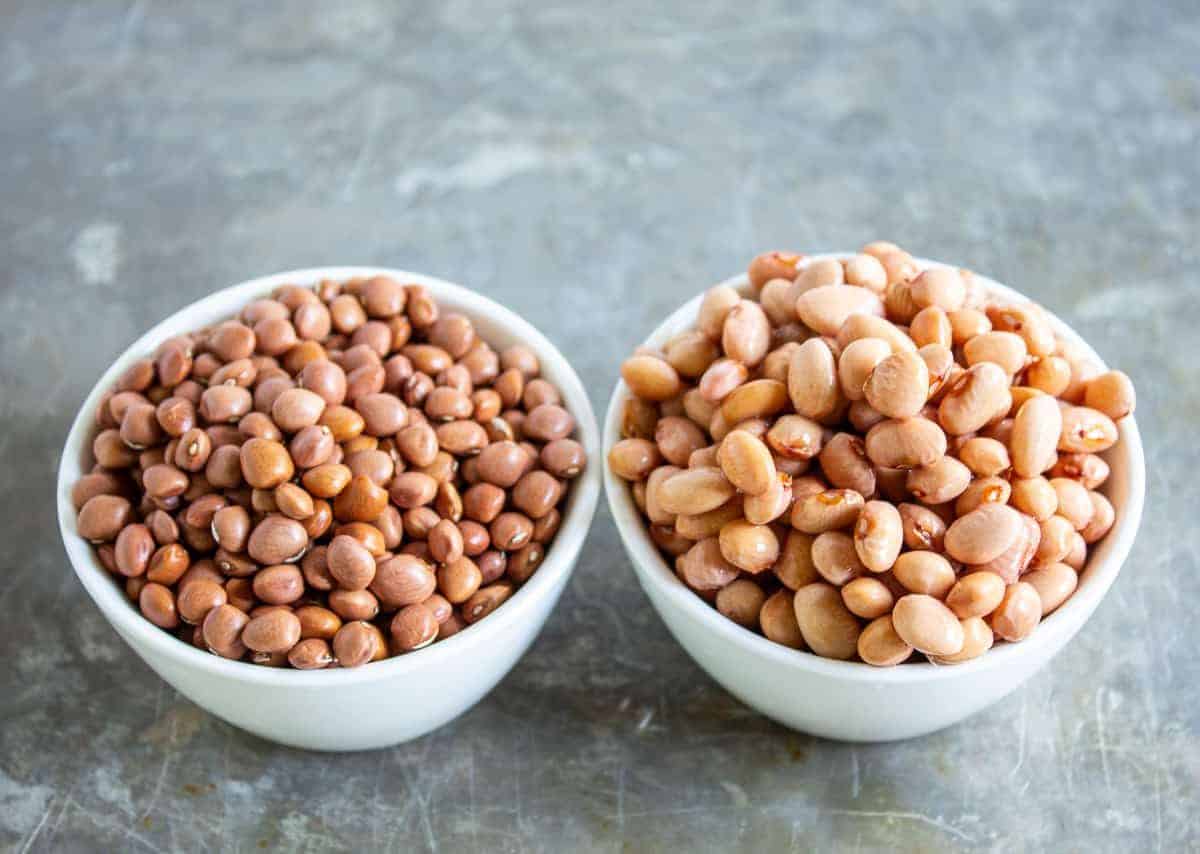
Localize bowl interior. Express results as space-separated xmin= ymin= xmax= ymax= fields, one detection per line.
xmin=58 ymin=267 xmax=602 ymax=686
xmin=604 ymin=253 xmax=1146 ymax=683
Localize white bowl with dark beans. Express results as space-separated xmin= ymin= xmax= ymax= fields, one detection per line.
xmin=604 ymin=243 xmax=1144 ymax=742
xmin=59 ymin=267 xmax=600 ymax=751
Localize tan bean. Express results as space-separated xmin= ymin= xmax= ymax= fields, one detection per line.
xmin=766 ymin=414 xmax=824 ymax=460
xmin=963 ymin=331 xmax=1027 ymax=376
xmin=1035 ymin=515 xmax=1075 ymax=564
xmin=1049 ymin=453 xmax=1110 ymax=490
xmin=909 ymin=306 xmax=952 ymax=349
xmin=794 ymin=257 xmax=844 ymax=293
xmin=715 ymin=579 xmax=766 ymax=628
xmin=969 ymin=512 xmax=1040 ymax=584
xmin=944 ymin=571 xmax=1005 ymax=619
xmin=608 ymin=438 xmax=661 ymax=481
xmin=835 ymin=314 xmax=917 ymax=354
xmin=722 ymin=300 xmax=771 ymax=365
xmin=788 ymin=338 xmax=840 ymax=421
xmin=720 ymin=379 xmax=789 ymax=425
xmin=957 ymin=436 xmax=1010 ymax=477
xmin=837 ymin=337 xmax=891 ymax=402
xmin=655 ymin=416 xmax=707 ymax=467
xmin=718 ymin=520 xmax=779 ymax=574
xmin=1084 ymin=370 xmax=1135 ymax=420
xmin=841 ymin=577 xmax=895 ymax=619
xmin=864 ymin=417 xmax=946 ymax=470
xmin=1051 ymin=477 xmax=1094 ymax=531
xmin=743 ymin=470 xmax=793 ymax=525
xmin=938 ymin=362 xmax=1010 ymax=435
xmin=843 ymin=253 xmax=887 ymax=293
xmin=990 ymin=582 xmax=1042 ymax=642
xmin=944 ymin=503 xmax=1021 ymax=564
xmin=892 ymin=594 xmax=964 ymax=656
xmin=1025 ymin=356 xmax=1072 ymax=396
xmin=675 ymin=498 xmax=744 ymax=540
xmin=1010 ymin=394 xmax=1062 ymax=477
xmin=1080 ymin=491 xmax=1115 ymax=544
xmin=930 ymin=617 xmax=994 ymax=664
xmin=657 ymin=467 xmax=735 ymax=515
xmin=954 ymin=475 xmax=1011 ymax=516
xmin=664 ymin=330 xmax=721 ymax=379
xmin=679 ymin=538 xmax=739 ymax=592
xmin=697 ymin=285 xmax=741 ymax=340
xmin=892 ymin=551 xmax=956 ymax=598
xmin=791 ymin=489 xmax=864 ymax=534
xmin=717 ymin=430 xmax=776 ymax=496
xmin=1011 ymin=476 xmax=1058 ymax=521
xmin=796 ymin=285 xmax=884 ymax=338
xmin=890 ymin=506 xmax=937 ymax=554
xmin=909 ymin=267 xmax=965 ymax=312
xmin=698 ymin=358 xmax=749 ymax=403
xmin=1023 ymin=562 xmax=1078 ymax=614
xmin=792 ymin=583 xmax=861 ymax=660
xmin=1059 ymin=406 xmax=1119 ymax=453
xmin=811 ymin=531 xmax=865 ymax=586
xmin=818 ymin=433 xmax=875 ymax=496
xmin=858 ymin=615 xmax=914 ymax=666
xmin=848 ymin=501 xmax=900 ymax=573
xmin=759 ymin=589 xmax=805 ymax=648
xmin=905 ymin=455 xmax=970 ymax=505
xmin=988 ymin=302 xmax=1055 ymax=357
xmin=863 ymin=350 xmax=930 ymax=420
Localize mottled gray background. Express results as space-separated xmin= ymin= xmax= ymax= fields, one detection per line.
xmin=1 ymin=0 xmax=1197 ymax=851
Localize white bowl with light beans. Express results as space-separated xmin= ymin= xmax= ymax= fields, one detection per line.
xmin=604 ymin=252 xmax=1145 ymax=742
xmin=58 ymin=267 xmax=601 ymax=751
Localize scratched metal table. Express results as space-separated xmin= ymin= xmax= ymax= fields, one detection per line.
xmin=2 ymin=1 xmax=1197 ymax=851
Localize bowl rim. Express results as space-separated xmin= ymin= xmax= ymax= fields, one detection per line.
xmin=58 ymin=266 xmax=602 ymax=687
xmin=604 ymin=253 xmax=1146 ymax=684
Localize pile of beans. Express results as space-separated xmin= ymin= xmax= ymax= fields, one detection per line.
xmin=73 ymin=276 xmax=586 ymax=668
xmin=611 ymin=242 xmax=1134 ymax=666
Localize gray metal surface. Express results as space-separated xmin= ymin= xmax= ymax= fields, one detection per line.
xmin=1 ymin=1 xmax=1197 ymax=850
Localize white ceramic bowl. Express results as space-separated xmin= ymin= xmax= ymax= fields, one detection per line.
xmin=58 ymin=267 xmax=601 ymax=751
xmin=605 ymin=254 xmax=1145 ymax=742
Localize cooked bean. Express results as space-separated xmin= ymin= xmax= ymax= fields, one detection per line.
xmin=1084 ymin=370 xmax=1135 ymax=420
xmin=864 ymin=417 xmax=946 ymax=470
xmin=858 ymin=615 xmax=914 ymax=666
xmin=957 ymin=436 xmax=1009 ymax=477
xmin=760 ymin=590 xmax=805 ymax=648
xmin=852 ymin=500 xmax=902 ymax=573
xmin=990 ymin=582 xmax=1042 ymax=642
xmin=863 ymin=350 xmax=930 ymax=420
xmin=621 ymin=355 xmax=682 ymax=401
xmin=944 ymin=503 xmax=1021 ymax=564
xmin=811 ymin=531 xmax=865 ymax=586
xmin=906 ymin=455 xmax=971 ymax=505
xmin=841 ymin=577 xmax=896 ymax=619
xmin=792 ymin=583 xmax=861 ymax=660
xmin=1059 ymin=406 xmax=1119 ymax=453
xmin=791 ymin=488 xmax=864 ymax=534
xmin=930 ymin=617 xmax=994 ymax=664
xmin=1023 ymin=562 xmax=1078 ymax=615
xmin=892 ymin=594 xmax=963 ymax=656
xmin=722 ymin=300 xmax=771 ymax=365
xmin=718 ymin=520 xmax=779 ymax=574
xmin=716 ymin=579 xmax=766 ymax=628
xmin=788 ymin=338 xmax=840 ymax=421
